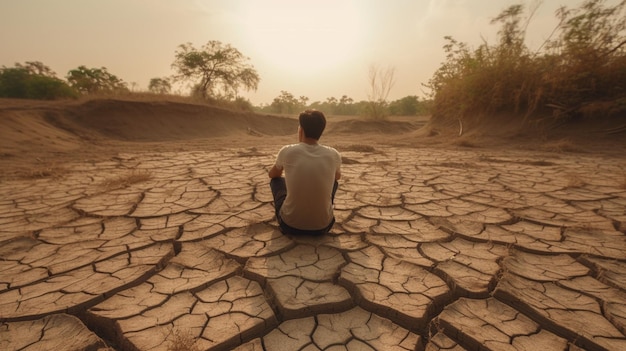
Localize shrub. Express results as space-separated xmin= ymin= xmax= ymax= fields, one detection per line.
xmin=426 ymin=0 xmax=626 ymax=125
xmin=66 ymin=65 xmax=128 ymax=94
xmin=148 ymin=77 xmax=172 ymax=94
xmin=27 ymin=74 xmax=79 ymax=99
xmin=0 ymin=65 xmax=78 ymax=100
xmin=387 ymin=95 xmax=433 ymax=116
xmin=232 ymin=96 xmax=254 ymax=111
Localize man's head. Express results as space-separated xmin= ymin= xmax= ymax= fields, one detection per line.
xmin=298 ymin=109 xmax=326 ymax=140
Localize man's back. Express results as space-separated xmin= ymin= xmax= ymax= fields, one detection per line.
xmin=276 ymin=143 xmax=341 ymax=230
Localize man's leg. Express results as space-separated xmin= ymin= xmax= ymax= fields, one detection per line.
xmin=270 ymin=178 xmax=338 ymax=236
xmin=321 ymin=180 xmax=339 ymax=234
xmin=269 ymin=177 xmax=287 ymax=219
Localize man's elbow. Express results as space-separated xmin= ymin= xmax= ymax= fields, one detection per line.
xmin=268 ymin=166 xmax=282 ymax=178
xmin=335 ymin=170 xmax=342 ymax=180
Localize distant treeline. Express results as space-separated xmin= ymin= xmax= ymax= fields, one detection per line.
xmin=0 ymin=60 xmax=432 ymax=116
xmin=0 ymin=38 xmax=430 ymax=117
xmin=254 ymin=90 xmax=432 ymax=116
xmin=0 ymin=62 xmax=130 ymax=100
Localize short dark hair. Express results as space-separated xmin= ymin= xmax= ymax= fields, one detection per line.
xmin=299 ymin=109 xmax=326 ymax=140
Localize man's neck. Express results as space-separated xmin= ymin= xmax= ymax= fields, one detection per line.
xmin=301 ymin=137 xmax=318 ymax=145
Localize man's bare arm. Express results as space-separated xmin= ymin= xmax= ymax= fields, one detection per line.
xmin=268 ymin=165 xmax=283 ymax=178
xmin=335 ymin=169 xmax=341 ymax=180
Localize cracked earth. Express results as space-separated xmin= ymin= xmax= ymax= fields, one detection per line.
xmin=1 ymin=144 xmax=625 ymax=351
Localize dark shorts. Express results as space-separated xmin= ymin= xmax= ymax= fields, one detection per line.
xmin=269 ymin=177 xmax=338 ymax=236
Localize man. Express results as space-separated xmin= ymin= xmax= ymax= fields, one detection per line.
xmin=268 ymin=110 xmax=341 ymax=235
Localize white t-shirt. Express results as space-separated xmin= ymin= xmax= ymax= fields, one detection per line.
xmin=274 ymin=143 xmax=341 ymax=230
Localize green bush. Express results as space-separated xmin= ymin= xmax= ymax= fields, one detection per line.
xmin=66 ymin=65 xmax=128 ymax=94
xmin=0 ymin=66 xmax=78 ymax=100
xmin=26 ymin=74 xmax=78 ymax=99
xmin=426 ymin=0 xmax=626 ymax=124
xmin=388 ymin=95 xmax=433 ymax=116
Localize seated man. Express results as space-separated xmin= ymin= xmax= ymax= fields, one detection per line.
xmin=268 ymin=110 xmax=341 ymax=235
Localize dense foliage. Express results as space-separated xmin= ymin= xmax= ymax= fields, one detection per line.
xmin=66 ymin=66 xmax=128 ymax=94
xmin=148 ymin=77 xmax=172 ymax=94
xmin=388 ymin=96 xmax=433 ymax=116
xmin=171 ymin=41 xmax=260 ymax=100
xmin=0 ymin=62 xmax=77 ymax=100
xmin=425 ymin=0 xmax=626 ymax=124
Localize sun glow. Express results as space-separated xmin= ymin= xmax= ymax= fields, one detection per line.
xmin=240 ymin=1 xmax=365 ymax=76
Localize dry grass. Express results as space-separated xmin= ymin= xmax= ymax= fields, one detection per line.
xmin=167 ymin=330 xmax=200 ymax=351
xmin=81 ymin=91 xmax=213 ymax=107
xmin=79 ymin=90 xmax=255 ymax=112
xmin=21 ymin=162 xmax=67 ymax=179
xmin=100 ymin=170 xmax=152 ymax=190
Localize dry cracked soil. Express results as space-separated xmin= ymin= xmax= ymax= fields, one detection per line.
xmin=0 ymin=98 xmax=625 ymax=351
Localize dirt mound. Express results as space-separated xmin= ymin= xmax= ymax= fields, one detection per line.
xmin=328 ymin=119 xmax=421 ymax=135
xmin=0 ymin=109 xmax=85 ymax=154
xmin=411 ymin=112 xmax=626 ymax=152
xmin=0 ymin=98 xmax=299 ymax=155
xmin=51 ymin=99 xmax=298 ymax=141
xmin=0 ymin=98 xmax=303 ymax=179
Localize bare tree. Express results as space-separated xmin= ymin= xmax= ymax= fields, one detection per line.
xmin=365 ymin=64 xmax=395 ymax=120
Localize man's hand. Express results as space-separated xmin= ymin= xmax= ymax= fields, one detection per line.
xmin=268 ymin=165 xmax=283 ymax=178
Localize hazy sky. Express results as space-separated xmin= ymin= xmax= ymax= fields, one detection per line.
xmin=0 ymin=0 xmax=600 ymax=104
